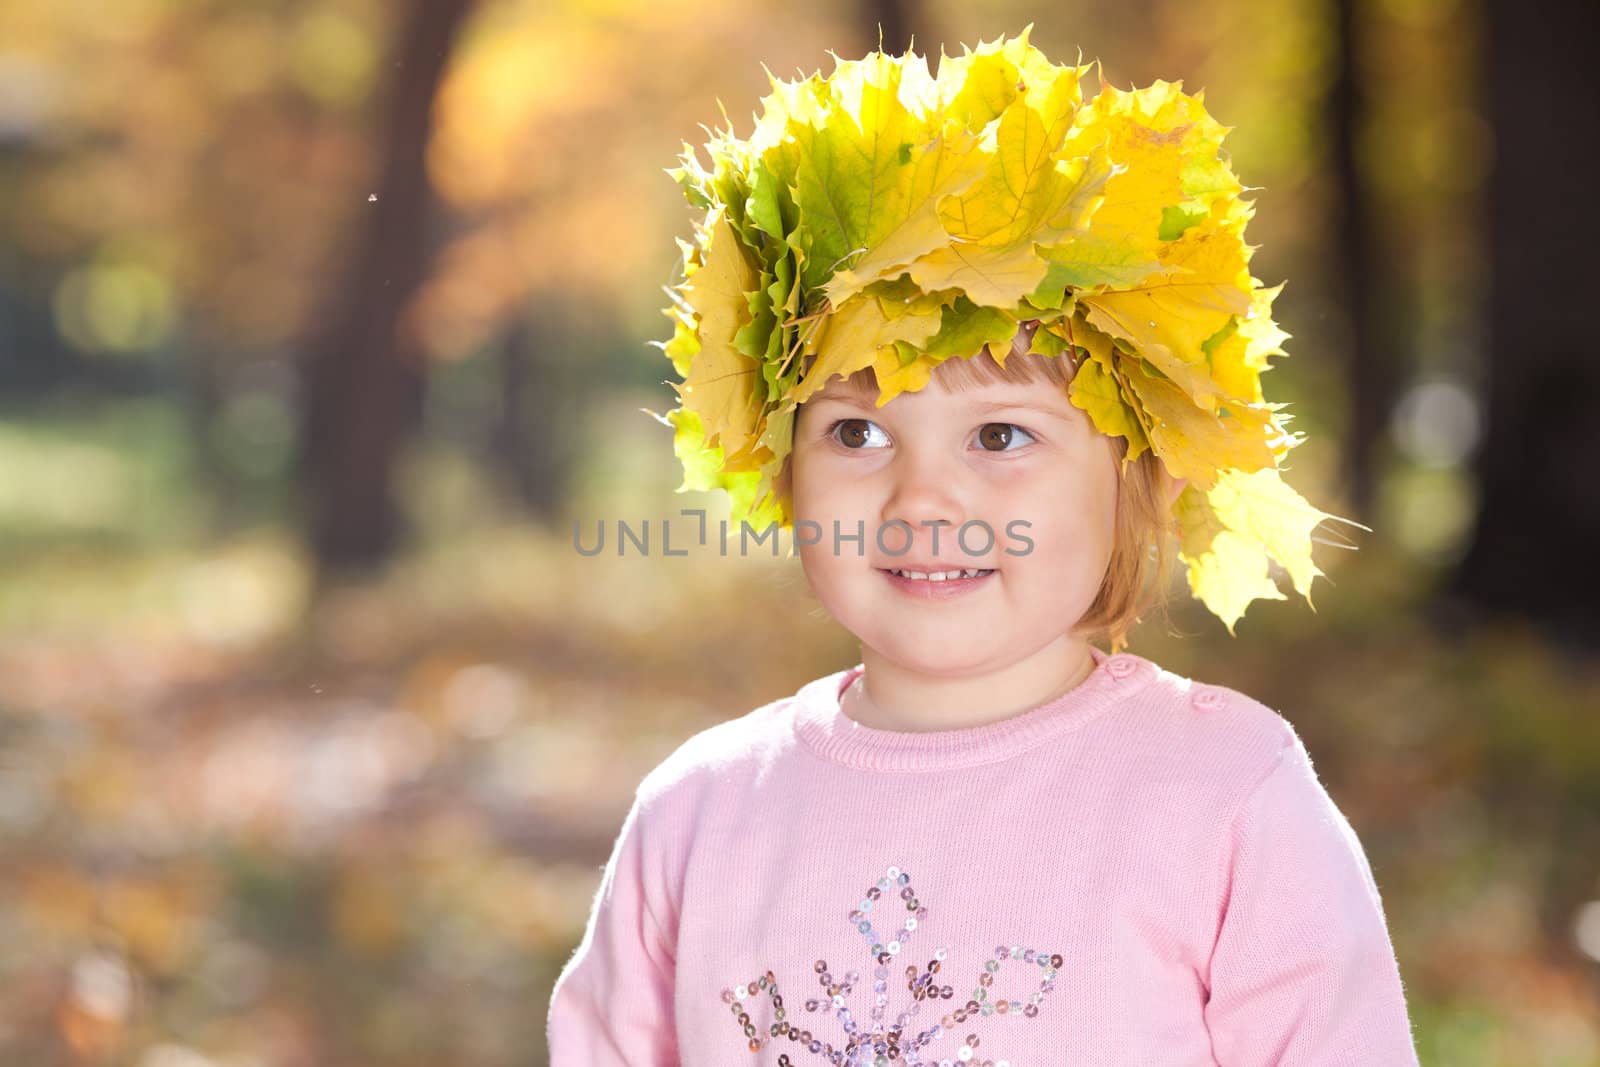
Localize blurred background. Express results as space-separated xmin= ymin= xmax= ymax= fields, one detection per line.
xmin=1 ymin=0 xmax=1596 ymax=1064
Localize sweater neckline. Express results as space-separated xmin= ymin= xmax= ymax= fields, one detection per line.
xmin=791 ymin=645 xmax=1157 ymax=772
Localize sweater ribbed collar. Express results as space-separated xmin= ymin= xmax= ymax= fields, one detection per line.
xmin=791 ymin=645 xmax=1158 ymax=772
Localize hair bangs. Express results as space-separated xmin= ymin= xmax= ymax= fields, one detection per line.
xmin=802 ymin=320 xmax=1076 ymax=401
xmin=926 ymin=337 xmax=1075 ymax=394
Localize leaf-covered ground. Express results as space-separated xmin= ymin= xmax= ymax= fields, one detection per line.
xmin=1 ymin=421 xmax=1596 ymax=1067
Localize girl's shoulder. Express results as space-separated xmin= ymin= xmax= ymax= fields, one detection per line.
xmin=1128 ymin=650 xmax=1304 ymax=784
xmin=1138 ymin=651 xmax=1289 ymax=721
xmin=630 ymin=668 xmax=831 ymax=808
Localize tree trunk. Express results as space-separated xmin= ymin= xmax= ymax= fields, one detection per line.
xmin=858 ymin=0 xmax=915 ymax=55
xmin=297 ymin=0 xmax=476 ymax=584
xmin=1443 ymin=0 xmax=1600 ymax=652
xmin=490 ymin=312 xmax=576 ymax=518
xmin=1328 ymin=0 xmax=1389 ymax=520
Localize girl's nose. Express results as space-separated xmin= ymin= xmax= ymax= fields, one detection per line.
xmin=880 ymin=450 xmax=966 ymax=535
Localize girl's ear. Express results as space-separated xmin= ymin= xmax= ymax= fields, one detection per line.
xmin=1164 ymin=474 xmax=1188 ymax=510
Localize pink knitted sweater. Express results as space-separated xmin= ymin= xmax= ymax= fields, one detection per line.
xmin=546 ymin=645 xmax=1420 ymax=1065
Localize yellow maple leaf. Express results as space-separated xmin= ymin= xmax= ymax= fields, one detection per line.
xmin=1204 ymin=281 xmax=1290 ymax=405
xmin=936 ymin=63 xmax=1087 ymax=246
xmin=900 ymin=77 xmax=1117 ymax=309
xmin=794 ymin=51 xmax=993 ymax=309
xmin=1115 ymin=351 xmax=1277 ymax=490
xmin=1174 ymin=467 xmax=1342 ymax=635
xmin=872 ymin=347 xmax=943 ymax=404
xmin=1078 ymin=202 xmax=1254 ymax=410
xmin=935 ymin=24 xmax=1068 ymax=132
xmin=678 ymin=210 xmax=766 ymax=459
xmin=903 ymin=238 xmax=1054 ymax=308
xmin=1066 ymin=341 xmax=1150 ymax=469
xmin=1065 ymin=78 xmax=1241 ymax=257
xmin=787 ymin=289 xmax=944 ymax=405
xmin=653 ymin=406 xmax=787 ymax=531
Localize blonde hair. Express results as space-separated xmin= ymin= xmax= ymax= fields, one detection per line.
xmin=776 ymin=323 xmax=1181 ymax=654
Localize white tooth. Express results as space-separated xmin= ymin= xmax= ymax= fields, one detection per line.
xmin=929 ymin=571 xmax=948 ymax=581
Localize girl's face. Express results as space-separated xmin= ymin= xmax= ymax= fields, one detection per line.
xmin=790 ymin=367 xmax=1121 ymax=679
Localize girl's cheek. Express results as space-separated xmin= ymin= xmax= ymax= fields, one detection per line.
xmin=794 ymin=470 xmax=875 ymax=519
xmin=971 ymin=454 xmax=1065 ymax=497
xmin=978 ymin=458 xmax=1035 ymax=488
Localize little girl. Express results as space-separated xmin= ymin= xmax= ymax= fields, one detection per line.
xmin=547 ymin=28 xmax=1420 ymax=1066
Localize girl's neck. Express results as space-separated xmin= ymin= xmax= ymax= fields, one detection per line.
xmin=840 ymin=635 xmax=1100 ymax=733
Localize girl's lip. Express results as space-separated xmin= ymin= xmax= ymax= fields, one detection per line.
xmin=877 ymin=567 xmax=997 ymax=600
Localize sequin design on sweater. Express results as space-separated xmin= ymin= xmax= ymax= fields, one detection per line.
xmin=718 ymin=864 xmax=1063 ymax=1065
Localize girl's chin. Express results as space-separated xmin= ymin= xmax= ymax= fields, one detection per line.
xmin=860 ymin=640 xmax=981 ymax=662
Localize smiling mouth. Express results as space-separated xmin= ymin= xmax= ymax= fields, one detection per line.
xmin=878 ymin=567 xmax=996 ymax=581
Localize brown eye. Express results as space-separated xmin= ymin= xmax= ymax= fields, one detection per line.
xmin=977 ymin=423 xmax=1035 ymax=451
xmin=830 ymin=418 xmax=888 ymax=449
